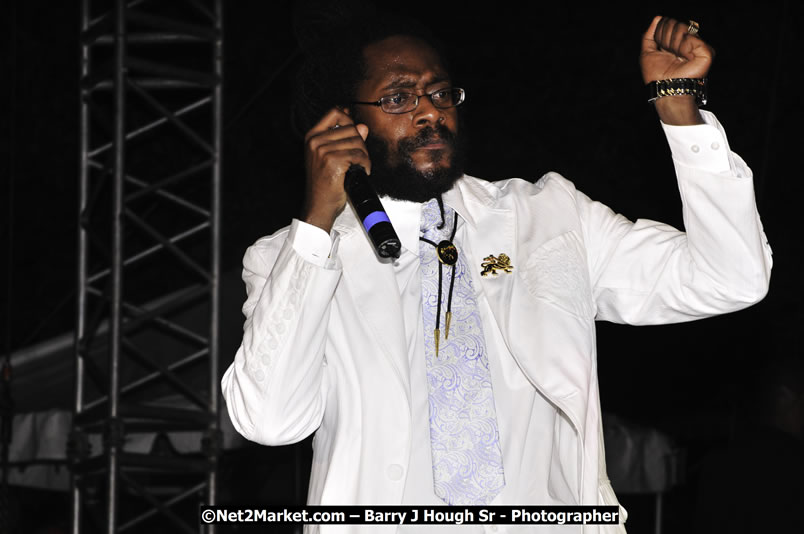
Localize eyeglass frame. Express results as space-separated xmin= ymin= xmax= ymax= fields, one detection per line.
xmin=350 ymin=87 xmax=465 ymax=114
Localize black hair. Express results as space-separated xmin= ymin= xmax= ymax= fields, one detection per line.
xmin=290 ymin=7 xmax=451 ymax=137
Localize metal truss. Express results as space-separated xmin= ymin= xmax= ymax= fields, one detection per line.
xmin=74 ymin=1 xmax=222 ymax=532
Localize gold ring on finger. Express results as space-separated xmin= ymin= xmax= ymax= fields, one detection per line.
xmin=687 ymin=20 xmax=700 ymax=36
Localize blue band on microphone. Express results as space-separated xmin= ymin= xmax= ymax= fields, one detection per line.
xmin=362 ymin=211 xmax=390 ymax=232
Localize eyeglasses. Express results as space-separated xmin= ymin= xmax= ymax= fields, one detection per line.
xmin=351 ymin=87 xmax=465 ymax=114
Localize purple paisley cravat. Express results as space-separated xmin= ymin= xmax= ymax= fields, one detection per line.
xmin=419 ymin=198 xmax=505 ymax=505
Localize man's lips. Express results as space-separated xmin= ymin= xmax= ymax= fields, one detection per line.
xmin=415 ymin=139 xmax=448 ymax=150
xmin=417 ymin=144 xmax=447 ymax=150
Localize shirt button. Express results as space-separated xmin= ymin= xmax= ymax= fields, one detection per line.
xmin=711 ymin=141 xmax=720 ymax=150
xmin=387 ymin=464 xmax=404 ymax=480
xmin=690 ymin=144 xmax=700 ymax=153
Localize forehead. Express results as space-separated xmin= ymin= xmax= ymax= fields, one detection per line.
xmin=361 ymin=35 xmax=448 ymax=91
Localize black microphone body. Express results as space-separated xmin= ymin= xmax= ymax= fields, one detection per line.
xmin=343 ymin=164 xmax=401 ymax=258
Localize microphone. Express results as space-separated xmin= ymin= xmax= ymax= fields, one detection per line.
xmin=343 ymin=164 xmax=401 ymax=258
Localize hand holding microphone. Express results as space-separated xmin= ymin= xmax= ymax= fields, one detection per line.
xmin=302 ymin=108 xmax=400 ymax=258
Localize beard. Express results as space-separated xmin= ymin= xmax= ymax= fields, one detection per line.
xmin=363 ymin=122 xmax=466 ymax=203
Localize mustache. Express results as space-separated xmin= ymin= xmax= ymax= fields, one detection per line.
xmin=399 ymin=124 xmax=457 ymax=151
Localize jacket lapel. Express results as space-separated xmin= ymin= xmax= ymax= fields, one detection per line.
xmin=453 ymin=179 xmax=517 ymax=345
xmin=334 ymin=207 xmax=411 ymax=401
xmin=456 ymin=178 xmax=588 ymax=432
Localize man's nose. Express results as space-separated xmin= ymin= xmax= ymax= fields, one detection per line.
xmin=413 ymin=94 xmax=443 ymax=127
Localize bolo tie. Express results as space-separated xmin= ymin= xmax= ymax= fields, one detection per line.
xmin=418 ymin=198 xmax=459 ymax=357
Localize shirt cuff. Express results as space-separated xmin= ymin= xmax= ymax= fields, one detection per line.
xmin=660 ymin=110 xmax=733 ymax=174
xmin=288 ymin=219 xmax=340 ymax=269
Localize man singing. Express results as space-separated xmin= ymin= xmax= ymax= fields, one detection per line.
xmin=222 ymin=13 xmax=771 ymax=533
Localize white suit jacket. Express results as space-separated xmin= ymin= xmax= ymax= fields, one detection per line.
xmin=222 ymin=113 xmax=772 ymax=533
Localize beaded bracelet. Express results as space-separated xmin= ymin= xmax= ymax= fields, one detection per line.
xmin=647 ymin=77 xmax=708 ymax=107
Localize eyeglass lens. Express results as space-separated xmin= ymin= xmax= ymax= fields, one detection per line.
xmin=381 ymin=88 xmax=463 ymax=113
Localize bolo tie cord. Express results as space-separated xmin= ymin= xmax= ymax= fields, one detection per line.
xmin=435 ymin=196 xmax=447 ymax=230
xmin=419 ymin=208 xmax=459 ymax=357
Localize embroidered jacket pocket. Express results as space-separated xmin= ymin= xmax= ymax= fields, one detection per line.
xmin=521 ymin=230 xmax=593 ymax=321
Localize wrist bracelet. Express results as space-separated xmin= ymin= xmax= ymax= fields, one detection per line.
xmin=646 ymin=77 xmax=708 ymax=107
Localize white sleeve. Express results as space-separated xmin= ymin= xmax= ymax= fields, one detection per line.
xmin=584 ymin=111 xmax=772 ymax=324
xmin=290 ymin=218 xmax=341 ymax=269
xmin=221 ymin=219 xmax=342 ymax=445
xmin=660 ymin=110 xmax=744 ymax=175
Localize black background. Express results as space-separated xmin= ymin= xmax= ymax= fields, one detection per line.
xmin=3 ymin=1 xmax=802 ymax=532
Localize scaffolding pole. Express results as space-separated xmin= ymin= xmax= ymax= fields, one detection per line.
xmin=74 ymin=1 xmax=222 ymax=532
